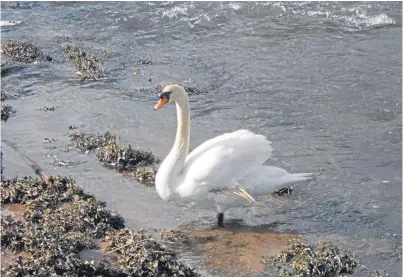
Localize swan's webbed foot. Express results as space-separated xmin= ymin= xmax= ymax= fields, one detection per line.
xmin=217 ymin=213 xmax=224 ymax=228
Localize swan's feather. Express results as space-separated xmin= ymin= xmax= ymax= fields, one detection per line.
xmin=240 ymin=166 xmax=314 ymax=196
xmin=212 ymin=187 xmax=257 ymax=203
xmin=176 ymin=129 xmax=273 ymax=199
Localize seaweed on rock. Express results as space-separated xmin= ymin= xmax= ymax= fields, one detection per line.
xmin=69 ymin=131 xmax=159 ymax=185
xmin=64 ymin=44 xmax=104 ymax=81
xmin=0 ymin=176 xmax=90 ymax=208
xmin=272 ymin=185 xmax=293 ymax=196
xmin=41 ymin=198 xmax=125 ymax=238
xmin=105 ymin=229 xmax=199 ymax=277
xmin=1 ymin=92 xmax=7 ymax=101
xmin=1 ymin=40 xmax=52 ymax=62
xmin=268 ymin=239 xmax=359 ymax=277
xmin=1 ymin=103 xmax=14 ymax=121
xmin=1 ymin=176 xmax=198 ymax=276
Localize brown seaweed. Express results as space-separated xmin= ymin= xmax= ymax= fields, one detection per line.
xmin=1 ymin=40 xmax=52 ymax=63
xmin=105 ymin=228 xmax=199 ymax=276
xmin=69 ymin=131 xmax=159 ymax=185
xmin=0 ymin=176 xmax=90 ymax=208
xmin=1 ymin=151 xmax=4 ymax=180
xmin=272 ymin=185 xmax=294 ymax=196
xmin=0 ymin=175 xmax=125 ymax=276
xmin=132 ymin=166 xmax=157 ymax=186
xmin=1 ymin=92 xmax=7 ymax=101
xmin=158 ymin=229 xmax=189 ymax=244
xmin=138 ymin=59 xmax=152 ymax=65
xmin=64 ymin=44 xmax=104 ymax=81
xmin=38 ymin=197 xmax=125 ymax=238
xmin=1 ymin=103 xmax=15 ymax=121
xmin=268 ymin=238 xmax=359 ymax=277
xmin=1 ymin=176 xmax=198 ymax=276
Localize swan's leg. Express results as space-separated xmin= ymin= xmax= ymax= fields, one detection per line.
xmin=217 ymin=213 xmax=224 ymax=228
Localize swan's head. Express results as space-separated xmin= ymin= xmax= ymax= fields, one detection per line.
xmin=154 ymin=84 xmax=187 ymax=110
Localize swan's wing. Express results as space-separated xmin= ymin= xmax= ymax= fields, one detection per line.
xmin=179 ymin=130 xmax=273 ymax=198
xmin=184 ymin=129 xmax=257 ymax=167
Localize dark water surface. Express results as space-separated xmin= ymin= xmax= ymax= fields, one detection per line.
xmin=1 ymin=2 xmax=402 ymax=276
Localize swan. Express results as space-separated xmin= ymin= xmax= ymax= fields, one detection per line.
xmin=153 ymin=84 xmax=313 ymax=227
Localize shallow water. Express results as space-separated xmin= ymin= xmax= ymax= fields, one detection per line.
xmin=1 ymin=1 xmax=402 ymax=276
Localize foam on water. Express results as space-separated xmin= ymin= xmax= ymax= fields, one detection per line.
xmin=161 ymin=4 xmax=192 ymax=19
xmin=227 ymin=2 xmax=243 ymax=11
xmin=265 ymin=2 xmax=397 ymax=30
xmin=344 ymin=13 xmax=396 ymax=29
xmin=305 ymin=9 xmax=396 ymax=30
xmin=151 ymin=1 xmax=397 ymax=32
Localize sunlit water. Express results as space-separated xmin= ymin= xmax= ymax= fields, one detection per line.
xmin=1 ymin=2 xmax=401 ymax=276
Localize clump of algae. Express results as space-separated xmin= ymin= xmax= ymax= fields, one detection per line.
xmin=1 ymin=176 xmax=199 ymax=276
xmin=272 ymin=186 xmax=294 ymax=196
xmin=1 ymin=103 xmax=15 ymax=121
xmin=1 ymin=40 xmax=52 ymax=62
xmin=268 ymin=238 xmax=359 ymax=277
xmin=64 ymin=44 xmax=104 ymax=81
xmin=1 ymin=92 xmax=8 ymax=101
xmin=104 ymin=228 xmax=198 ymax=276
xmin=69 ymin=131 xmax=159 ymax=185
xmin=1 ymin=176 xmax=125 ymax=275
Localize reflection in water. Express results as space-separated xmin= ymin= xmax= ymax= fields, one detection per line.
xmin=79 ymin=239 xmax=120 ymax=264
xmin=182 ymin=223 xmax=300 ymax=277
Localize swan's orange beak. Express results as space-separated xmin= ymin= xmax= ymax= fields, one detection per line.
xmin=154 ymin=96 xmax=168 ymax=110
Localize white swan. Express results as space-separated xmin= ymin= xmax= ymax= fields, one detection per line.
xmin=154 ymin=84 xmax=313 ymax=227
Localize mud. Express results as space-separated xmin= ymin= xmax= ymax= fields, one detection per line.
xmin=1 ymin=203 xmax=26 ymax=221
xmin=176 ymin=228 xmax=301 ymax=277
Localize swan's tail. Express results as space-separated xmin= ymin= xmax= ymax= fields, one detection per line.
xmin=238 ymin=166 xmax=315 ymax=196
xmin=290 ymin=172 xmax=315 ymax=183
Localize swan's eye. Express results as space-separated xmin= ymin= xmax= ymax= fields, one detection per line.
xmin=159 ymin=91 xmax=171 ymax=100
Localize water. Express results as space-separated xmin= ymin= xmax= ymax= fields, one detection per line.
xmin=1 ymin=1 xmax=401 ymax=276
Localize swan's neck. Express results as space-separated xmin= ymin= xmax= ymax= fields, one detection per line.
xmin=172 ymin=99 xmax=190 ymax=164
xmin=156 ymin=97 xmax=190 ymax=201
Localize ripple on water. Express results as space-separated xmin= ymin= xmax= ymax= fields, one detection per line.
xmin=366 ymin=108 xmax=399 ymax=122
